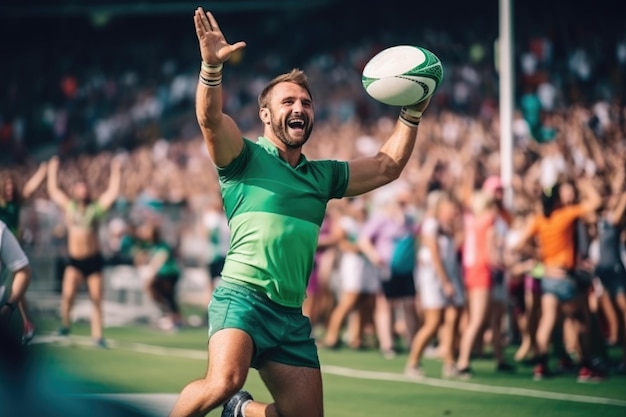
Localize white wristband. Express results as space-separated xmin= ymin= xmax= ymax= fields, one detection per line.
xmin=402 ymin=106 xmax=423 ymax=119
xmin=201 ymin=62 xmax=223 ymax=74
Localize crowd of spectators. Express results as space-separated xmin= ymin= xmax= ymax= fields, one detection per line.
xmin=1 ymin=1 xmax=626 ymax=381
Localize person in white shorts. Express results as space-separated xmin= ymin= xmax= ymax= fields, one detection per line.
xmin=0 ymin=220 xmax=31 ymax=328
xmin=324 ymin=198 xmax=378 ymax=349
xmin=405 ymin=191 xmax=465 ymax=378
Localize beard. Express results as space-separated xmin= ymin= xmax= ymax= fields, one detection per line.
xmin=270 ymin=111 xmax=313 ymax=149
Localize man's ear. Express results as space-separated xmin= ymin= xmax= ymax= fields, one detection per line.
xmin=259 ymin=107 xmax=271 ymax=125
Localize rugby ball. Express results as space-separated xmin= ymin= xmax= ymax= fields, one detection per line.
xmin=361 ymin=45 xmax=444 ymax=106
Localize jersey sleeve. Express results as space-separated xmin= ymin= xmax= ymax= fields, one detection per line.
xmin=311 ymin=159 xmax=349 ymax=200
xmin=0 ymin=224 xmax=29 ymax=272
xmin=216 ymin=138 xmax=252 ymax=183
xmin=328 ymin=160 xmax=350 ymax=199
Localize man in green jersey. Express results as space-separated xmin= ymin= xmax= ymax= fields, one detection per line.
xmin=168 ymin=8 xmax=432 ymax=417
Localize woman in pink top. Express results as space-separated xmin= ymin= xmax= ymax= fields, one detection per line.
xmin=455 ymin=190 xmax=512 ymax=377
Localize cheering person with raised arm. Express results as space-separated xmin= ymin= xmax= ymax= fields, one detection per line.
xmin=47 ymin=155 xmax=122 ymax=348
xmin=168 ymin=7 xmax=431 ymax=417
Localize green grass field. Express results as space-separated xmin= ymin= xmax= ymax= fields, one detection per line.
xmin=20 ymin=316 xmax=626 ymax=417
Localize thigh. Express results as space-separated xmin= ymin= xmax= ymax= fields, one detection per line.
xmin=418 ymin=271 xmax=445 ymax=310
xmin=259 ymin=361 xmax=323 ymax=417
xmin=615 ymin=292 xmax=626 ymax=314
xmin=443 ymin=305 xmax=461 ymax=327
xmin=561 ymin=293 xmax=588 ymax=321
xmin=540 ymin=292 xmax=560 ymax=322
xmin=489 ymin=300 xmax=505 ymax=329
xmin=85 ymin=272 xmax=104 ymax=301
xmin=422 ymin=308 xmax=444 ymax=329
xmin=62 ymin=266 xmax=83 ymax=298
xmin=207 ymin=328 xmax=254 ymax=388
xmin=466 ymin=289 xmax=490 ymax=325
xmin=268 ymin=310 xmax=319 ymax=369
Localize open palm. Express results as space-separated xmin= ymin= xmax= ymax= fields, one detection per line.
xmin=194 ymin=7 xmax=246 ymax=65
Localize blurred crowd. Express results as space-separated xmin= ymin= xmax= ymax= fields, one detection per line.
xmin=1 ymin=2 xmax=625 ymax=162
xmin=1 ymin=3 xmax=626 ymax=383
xmin=1 ymin=92 xmax=625 ymax=381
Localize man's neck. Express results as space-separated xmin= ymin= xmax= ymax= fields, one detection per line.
xmin=265 ymin=135 xmax=303 ymax=168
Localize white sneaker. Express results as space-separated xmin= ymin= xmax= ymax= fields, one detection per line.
xmin=442 ymin=364 xmax=459 ymax=378
xmin=381 ymin=348 xmax=396 ymax=359
xmin=423 ymin=345 xmax=440 ymax=358
xmin=405 ymin=366 xmax=426 ymax=379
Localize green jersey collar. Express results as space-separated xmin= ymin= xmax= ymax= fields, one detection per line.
xmin=256 ymin=136 xmax=308 ymax=169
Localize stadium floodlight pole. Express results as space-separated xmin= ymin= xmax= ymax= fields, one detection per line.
xmin=498 ymin=0 xmax=515 ymax=208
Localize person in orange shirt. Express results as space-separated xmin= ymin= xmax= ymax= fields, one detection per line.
xmin=515 ymin=177 xmax=602 ymax=381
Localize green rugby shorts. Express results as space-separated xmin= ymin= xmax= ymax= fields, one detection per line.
xmin=208 ymin=280 xmax=320 ymax=369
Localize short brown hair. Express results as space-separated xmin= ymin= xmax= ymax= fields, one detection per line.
xmin=258 ymin=68 xmax=313 ymax=108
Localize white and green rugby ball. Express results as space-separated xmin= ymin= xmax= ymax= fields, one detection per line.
xmin=362 ymin=45 xmax=444 ymax=106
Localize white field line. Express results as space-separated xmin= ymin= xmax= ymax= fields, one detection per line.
xmin=38 ymin=334 xmax=626 ymax=408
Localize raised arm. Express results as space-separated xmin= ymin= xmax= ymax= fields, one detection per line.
xmin=577 ymin=177 xmax=602 ymax=215
xmin=345 ymin=98 xmax=431 ymax=197
xmin=97 ymin=157 xmax=122 ymax=210
xmin=22 ymin=162 xmax=47 ymax=200
xmin=194 ymin=8 xmax=247 ymax=168
xmin=610 ymin=191 xmax=626 ymax=227
xmin=46 ymin=156 xmax=70 ymax=209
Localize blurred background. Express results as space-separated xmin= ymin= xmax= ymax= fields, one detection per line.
xmin=1 ymin=0 xmax=623 ymax=162
xmin=1 ymin=0 xmax=624 ymax=311
xmin=1 ymin=0 xmax=626 ymax=415
xmin=1 ymin=0 xmax=624 ymax=315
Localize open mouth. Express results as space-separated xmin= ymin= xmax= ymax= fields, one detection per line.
xmin=287 ymin=118 xmax=305 ymax=131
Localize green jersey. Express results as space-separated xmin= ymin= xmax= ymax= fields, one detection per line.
xmin=66 ymin=200 xmax=106 ymax=229
xmin=149 ymin=241 xmax=180 ymax=277
xmin=0 ymin=201 xmax=20 ymax=235
xmin=218 ymin=137 xmax=349 ymax=307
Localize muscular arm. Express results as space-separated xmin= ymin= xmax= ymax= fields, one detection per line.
xmin=345 ymin=100 xmax=430 ymax=197
xmin=196 ymin=77 xmax=243 ymax=167
xmin=194 ymin=8 xmax=246 ymax=167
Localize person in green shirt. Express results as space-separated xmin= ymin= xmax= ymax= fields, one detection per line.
xmin=0 ymin=162 xmax=47 ymax=344
xmin=168 ymin=8 xmax=433 ymax=417
xmin=132 ymin=219 xmax=182 ymax=330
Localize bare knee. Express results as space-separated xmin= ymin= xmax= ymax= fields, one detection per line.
xmin=207 ymin=370 xmax=247 ymax=404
